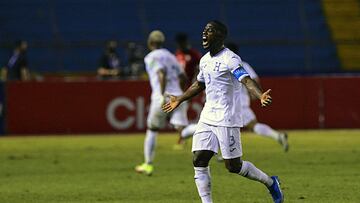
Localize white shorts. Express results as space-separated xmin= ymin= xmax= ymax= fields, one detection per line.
xmin=147 ymin=99 xmax=189 ymax=129
xmin=241 ymin=107 xmax=256 ymax=126
xmin=192 ymin=122 xmax=243 ymax=159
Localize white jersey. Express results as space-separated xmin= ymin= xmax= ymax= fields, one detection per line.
xmin=197 ymin=48 xmax=249 ymax=127
xmin=240 ymin=61 xmax=259 ymax=107
xmin=144 ymin=48 xmax=184 ymax=100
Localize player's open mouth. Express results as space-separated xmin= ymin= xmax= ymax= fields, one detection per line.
xmin=202 ymin=36 xmax=209 ymax=47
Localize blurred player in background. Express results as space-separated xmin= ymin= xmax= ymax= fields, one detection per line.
xmin=1 ymin=40 xmax=30 ymax=81
xmin=97 ymin=40 xmax=122 ymax=79
xmin=163 ymin=21 xmax=284 ymax=203
xmin=175 ymin=33 xmax=202 ymax=88
xmin=226 ymin=42 xmax=289 ymax=152
xmin=173 ymin=33 xmax=201 ymax=148
xmin=135 ymin=30 xmax=195 ymax=176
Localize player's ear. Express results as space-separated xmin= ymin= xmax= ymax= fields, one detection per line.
xmin=216 ymin=31 xmax=225 ymax=40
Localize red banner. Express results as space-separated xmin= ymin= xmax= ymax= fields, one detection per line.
xmin=251 ymin=76 xmax=360 ymax=129
xmin=6 ymin=81 xmax=204 ymax=134
xmin=5 ymin=76 xmax=360 ymax=134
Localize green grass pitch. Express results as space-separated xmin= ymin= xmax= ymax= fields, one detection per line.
xmin=0 ymin=130 xmax=359 ymax=203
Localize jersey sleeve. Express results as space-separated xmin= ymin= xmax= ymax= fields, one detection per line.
xmin=227 ymin=55 xmax=249 ymax=82
xmin=197 ymin=60 xmax=205 ymax=82
xmin=242 ymin=62 xmax=258 ymax=80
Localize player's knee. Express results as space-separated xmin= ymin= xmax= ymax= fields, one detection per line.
xmin=147 ymin=120 xmax=162 ymax=131
xmin=147 ymin=126 xmax=159 ymax=131
xmin=225 ymin=160 xmax=242 ymax=174
xmin=173 ymin=125 xmax=185 ymax=131
xmin=226 ymin=165 xmax=241 ymax=173
xmin=193 ymin=154 xmax=205 ymax=167
xmin=192 ymin=151 xmax=212 ymax=167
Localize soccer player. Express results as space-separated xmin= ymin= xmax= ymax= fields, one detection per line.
xmin=135 ymin=30 xmax=195 ymax=176
xmin=240 ymin=61 xmax=289 ymax=151
xmin=173 ymin=33 xmax=202 ymax=149
xmin=162 ymin=21 xmax=284 ymax=203
xmin=225 ymin=43 xmax=288 ymax=152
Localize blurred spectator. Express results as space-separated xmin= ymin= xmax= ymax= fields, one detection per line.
xmin=126 ymin=42 xmax=146 ymax=78
xmin=1 ymin=40 xmax=30 ymax=81
xmin=174 ymin=33 xmax=202 ymax=88
xmin=97 ymin=40 xmax=123 ymax=79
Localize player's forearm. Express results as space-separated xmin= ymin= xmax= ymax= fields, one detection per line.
xmin=178 ymin=81 xmax=205 ymax=103
xmin=192 ymin=65 xmax=200 ymax=83
xmin=249 ymin=77 xmax=261 ymax=100
xmin=158 ymin=70 xmax=166 ymax=95
xmin=241 ymin=76 xmax=263 ymax=99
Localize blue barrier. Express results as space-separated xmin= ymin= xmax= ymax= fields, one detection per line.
xmin=0 ymin=82 xmax=4 ymax=135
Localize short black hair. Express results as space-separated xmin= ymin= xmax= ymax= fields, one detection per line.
xmin=175 ymin=33 xmax=188 ymax=43
xmin=209 ymin=20 xmax=228 ymax=38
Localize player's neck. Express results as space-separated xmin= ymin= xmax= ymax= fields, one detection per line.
xmin=209 ymin=45 xmax=225 ymax=57
xmin=151 ymin=46 xmax=163 ymax=51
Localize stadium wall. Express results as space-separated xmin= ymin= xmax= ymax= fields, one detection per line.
xmin=0 ymin=82 xmax=5 ymax=135
xmin=4 ymin=76 xmax=360 ymax=135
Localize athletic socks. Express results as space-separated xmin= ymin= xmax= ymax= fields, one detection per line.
xmin=194 ymin=167 xmax=212 ymax=203
xmin=144 ymin=129 xmax=157 ymax=164
xmin=253 ymin=123 xmax=280 ymax=141
xmin=181 ymin=124 xmax=197 ymax=139
xmin=238 ymin=161 xmax=274 ymax=187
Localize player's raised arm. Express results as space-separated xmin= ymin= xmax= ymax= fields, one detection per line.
xmin=162 ymin=80 xmax=205 ymax=113
xmin=241 ymin=76 xmax=272 ymax=107
xmin=228 ymin=56 xmax=272 ymax=107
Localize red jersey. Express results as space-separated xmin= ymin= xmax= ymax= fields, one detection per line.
xmin=175 ymin=48 xmax=202 ymax=87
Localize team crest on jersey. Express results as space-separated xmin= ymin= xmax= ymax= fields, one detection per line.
xmin=213 ymin=62 xmax=221 ymax=71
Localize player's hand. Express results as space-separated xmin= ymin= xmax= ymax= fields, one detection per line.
xmin=111 ymin=69 xmax=120 ymax=76
xmin=162 ymin=95 xmax=180 ymax=113
xmin=260 ymin=89 xmax=272 ymax=107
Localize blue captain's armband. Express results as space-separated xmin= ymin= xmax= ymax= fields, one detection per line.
xmin=232 ymin=66 xmax=249 ymax=81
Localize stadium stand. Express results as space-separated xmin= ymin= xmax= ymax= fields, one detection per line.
xmin=322 ymin=0 xmax=360 ymax=71
xmin=0 ymin=0 xmax=348 ymax=75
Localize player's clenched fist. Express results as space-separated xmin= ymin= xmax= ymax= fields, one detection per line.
xmin=261 ymin=89 xmax=272 ymax=107
xmin=162 ymin=95 xmax=180 ymax=113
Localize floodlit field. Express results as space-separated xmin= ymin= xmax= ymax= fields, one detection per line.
xmin=0 ymin=130 xmax=359 ymax=203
